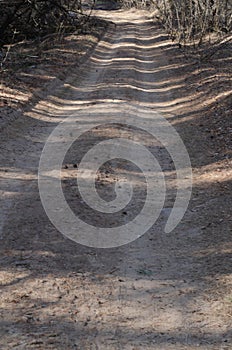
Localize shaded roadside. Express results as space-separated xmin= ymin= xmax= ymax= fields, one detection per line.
xmin=0 ymin=15 xmax=108 ymax=132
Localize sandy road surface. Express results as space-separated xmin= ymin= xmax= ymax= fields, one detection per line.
xmin=0 ymin=9 xmax=231 ymax=350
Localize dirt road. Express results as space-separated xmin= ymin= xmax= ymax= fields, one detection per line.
xmin=0 ymin=9 xmax=231 ymax=350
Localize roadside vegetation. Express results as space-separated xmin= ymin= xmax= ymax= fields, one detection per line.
xmin=119 ymin=0 xmax=232 ymax=48
xmin=0 ymin=0 xmax=96 ymax=46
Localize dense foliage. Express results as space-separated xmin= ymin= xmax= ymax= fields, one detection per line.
xmin=119 ymin=0 xmax=232 ymax=44
xmin=0 ymin=0 xmax=95 ymax=46
xmin=156 ymin=0 xmax=232 ymax=45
